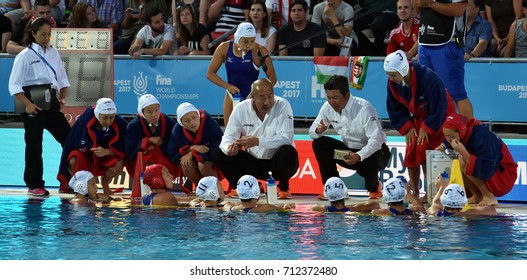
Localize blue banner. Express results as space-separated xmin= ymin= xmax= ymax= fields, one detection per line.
xmin=0 ymin=57 xmax=14 ymax=113
xmin=2 ymin=55 xmax=527 ymax=122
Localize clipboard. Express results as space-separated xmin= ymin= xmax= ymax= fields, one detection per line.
xmin=14 ymin=84 xmax=53 ymax=113
xmin=333 ymin=149 xmax=351 ymax=160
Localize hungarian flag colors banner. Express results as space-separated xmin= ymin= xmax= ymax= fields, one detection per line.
xmin=313 ymin=56 xmax=351 ymax=84
xmin=350 ymin=56 xmax=369 ymax=90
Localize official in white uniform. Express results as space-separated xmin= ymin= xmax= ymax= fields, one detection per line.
xmin=309 ymin=75 xmax=391 ymax=200
xmin=8 ymin=17 xmax=71 ymax=196
xmin=212 ymin=78 xmax=299 ymax=199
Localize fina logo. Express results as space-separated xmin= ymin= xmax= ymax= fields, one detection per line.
xmin=133 ymin=72 xmax=148 ymax=97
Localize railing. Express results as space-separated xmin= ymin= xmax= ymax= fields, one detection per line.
xmin=1 ymin=54 xmax=527 ymax=124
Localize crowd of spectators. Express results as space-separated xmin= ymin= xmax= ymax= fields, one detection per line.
xmin=1 ymin=0 xmax=526 ymax=58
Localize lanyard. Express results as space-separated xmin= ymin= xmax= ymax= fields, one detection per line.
xmin=29 ymin=46 xmax=58 ymax=81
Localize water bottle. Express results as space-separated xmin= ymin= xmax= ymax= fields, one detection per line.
xmin=437 ymin=170 xmax=450 ymax=198
xmin=140 ymin=172 xmax=151 ymax=202
xmin=232 ymin=92 xmax=242 ymax=108
xmin=266 ymin=171 xmax=278 ymax=205
xmin=441 ymin=170 xmax=449 ymax=181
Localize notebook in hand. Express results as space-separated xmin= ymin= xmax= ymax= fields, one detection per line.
xmin=333 ymin=149 xmax=351 ymax=160
xmin=14 ymin=84 xmax=53 ymax=113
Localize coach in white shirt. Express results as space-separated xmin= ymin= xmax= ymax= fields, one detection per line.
xmin=212 ymin=78 xmax=299 ymax=199
xmin=309 ymin=75 xmax=391 ymax=200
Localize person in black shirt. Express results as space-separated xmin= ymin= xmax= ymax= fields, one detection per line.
xmin=277 ymin=0 xmax=326 ymax=56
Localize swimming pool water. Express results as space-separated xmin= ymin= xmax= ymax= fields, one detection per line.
xmin=1 ymin=195 xmax=526 ymax=260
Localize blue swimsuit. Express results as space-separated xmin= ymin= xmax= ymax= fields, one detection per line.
xmin=436 ymin=210 xmax=455 ymax=217
xmin=326 ymin=205 xmax=351 ymax=213
xmin=142 ymin=193 xmax=157 ymax=206
xmin=389 ymin=208 xmax=414 ymax=215
xmin=224 ymin=41 xmax=260 ymax=99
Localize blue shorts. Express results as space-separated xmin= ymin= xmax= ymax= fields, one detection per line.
xmin=142 ymin=193 xmax=157 ymax=206
xmin=418 ymin=42 xmax=468 ymax=102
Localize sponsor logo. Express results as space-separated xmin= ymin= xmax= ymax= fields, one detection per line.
xmin=133 ymin=72 xmax=148 ymax=97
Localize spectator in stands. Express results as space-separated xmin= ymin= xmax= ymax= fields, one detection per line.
xmin=174 ymin=2 xmax=211 ymax=55
xmin=125 ymin=94 xmax=179 ymax=187
xmin=463 ymin=0 xmax=493 ymax=60
xmin=172 ymin=0 xmax=207 ymax=26
xmin=167 ymin=102 xmax=223 ymax=189
xmin=311 ymin=0 xmax=357 ymax=56
xmin=0 ymin=14 xmax=12 ymax=52
xmin=437 ymin=113 xmax=518 ymax=207
xmin=212 ymin=79 xmax=299 ymax=199
xmin=414 ymin=0 xmax=474 ymax=119
xmin=6 ymin=0 xmax=56 ymax=54
xmin=67 ymin=1 xmax=104 ymax=27
xmin=476 ymin=0 xmax=486 ymax=18
xmin=386 ymin=0 xmax=419 ymax=58
xmin=128 ymin=7 xmax=176 ymax=58
xmin=206 ymin=22 xmax=276 ymax=125
xmin=266 ymin=0 xmax=290 ymax=30
xmin=353 ymin=0 xmax=399 ymax=56
xmin=384 ymin=50 xmax=456 ymax=206
xmin=197 ymin=0 xmax=215 ymax=30
xmin=208 ymin=0 xmax=250 ymax=43
xmin=503 ymin=0 xmax=527 ymax=57
xmin=8 ymin=17 xmax=71 ymax=196
xmin=114 ymin=0 xmax=169 ymax=55
xmin=5 ymin=0 xmax=65 ymax=32
xmin=141 ymin=164 xmax=180 ymax=206
xmin=277 ymin=0 xmax=326 ymax=56
xmin=0 ymin=0 xmax=20 ymax=15
xmin=249 ymin=0 xmax=276 ymax=52
xmin=309 ymin=75 xmax=390 ymax=200
xmin=485 ymin=0 xmax=522 ymax=56
xmin=72 ymin=0 xmax=123 ymax=36
xmin=427 ymin=181 xmax=497 ymax=216
xmin=57 ymin=98 xmax=128 ymax=195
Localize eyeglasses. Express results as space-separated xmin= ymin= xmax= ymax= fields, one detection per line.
xmin=177 ymin=3 xmax=194 ymax=13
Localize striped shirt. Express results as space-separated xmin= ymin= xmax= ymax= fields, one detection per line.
xmin=214 ymin=0 xmax=251 ymax=32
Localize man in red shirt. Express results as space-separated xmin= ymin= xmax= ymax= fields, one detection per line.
xmin=386 ymin=0 xmax=420 ymax=58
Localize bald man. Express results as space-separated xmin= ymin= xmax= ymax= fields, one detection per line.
xmin=212 ymin=79 xmax=299 ymax=199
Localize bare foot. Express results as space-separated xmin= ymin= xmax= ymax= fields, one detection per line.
xmin=467 ymin=195 xmax=482 ymax=205
xmin=477 ymin=197 xmax=499 ymax=207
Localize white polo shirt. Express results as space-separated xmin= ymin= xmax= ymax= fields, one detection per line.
xmin=309 ymin=95 xmax=386 ymax=161
xmin=220 ymin=96 xmax=295 ymax=159
xmin=9 ymin=42 xmax=70 ymax=96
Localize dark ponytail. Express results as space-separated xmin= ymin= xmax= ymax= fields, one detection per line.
xmin=22 ymin=17 xmax=51 ymax=46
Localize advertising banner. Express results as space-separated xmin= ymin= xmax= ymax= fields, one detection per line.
xmin=2 ymin=56 xmax=527 ymax=122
